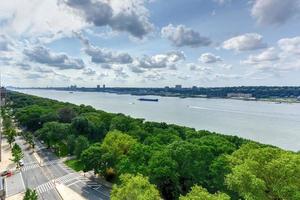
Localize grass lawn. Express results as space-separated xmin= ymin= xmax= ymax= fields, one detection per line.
xmin=64 ymin=159 xmax=84 ymax=172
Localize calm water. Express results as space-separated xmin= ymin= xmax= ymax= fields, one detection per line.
xmin=14 ymin=89 xmax=300 ymax=151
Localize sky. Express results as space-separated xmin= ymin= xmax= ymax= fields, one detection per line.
xmin=0 ymin=0 xmax=300 ymax=87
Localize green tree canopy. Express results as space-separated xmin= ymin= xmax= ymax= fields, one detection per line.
xmin=179 ymin=185 xmax=230 ymax=200
xmin=111 ymin=174 xmax=161 ymax=200
xmin=74 ymin=135 xmax=89 ymax=158
xmin=23 ymin=188 xmax=38 ymax=200
xmin=226 ymin=143 xmax=300 ymax=200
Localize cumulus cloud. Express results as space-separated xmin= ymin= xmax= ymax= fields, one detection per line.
xmin=64 ymin=0 xmax=154 ymax=38
xmin=75 ymin=32 xmax=133 ymax=65
xmin=114 ymin=67 xmax=129 ymax=79
xmin=132 ymin=51 xmax=185 ymax=70
xmin=242 ymin=48 xmax=279 ymax=65
xmin=24 ymin=46 xmax=85 ymax=70
xmin=143 ymin=72 xmax=165 ymax=81
xmin=251 ymin=0 xmax=300 ymax=26
xmin=278 ymin=36 xmax=300 ymax=54
xmin=161 ymin=24 xmax=211 ymax=48
xmin=0 ymin=0 xmax=85 ymax=38
xmin=0 ymin=35 xmax=10 ymax=51
xmin=26 ymin=73 xmax=44 ymax=79
xmin=199 ymin=53 xmax=222 ymax=63
xmin=85 ymin=46 xmax=133 ymax=64
xmin=83 ymin=68 xmax=96 ymax=76
xmin=188 ymin=63 xmax=211 ymax=73
xmin=222 ymin=33 xmax=267 ymax=51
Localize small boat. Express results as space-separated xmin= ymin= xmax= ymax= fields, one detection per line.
xmin=69 ymin=91 xmax=74 ymax=93
xmin=138 ymin=98 xmax=159 ymax=102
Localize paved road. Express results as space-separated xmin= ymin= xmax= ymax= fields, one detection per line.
xmin=16 ymin=137 xmax=62 ymax=200
xmin=10 ymin=136 xmax=110 ymax=200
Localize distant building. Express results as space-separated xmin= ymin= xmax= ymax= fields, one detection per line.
xmin=297 ymin=96 xmax=300 ymax=101
xmin=192 ymin=86 xmax=198 ymax=90
xmin=103 ymin=84 xmax=106 ymax=88
xmin=164 ymin=86 xmax=170 ymax=89
xmin=97 ymin=85 xmax=100 ymax=89
xmin=227 ymin=93 xmax=252 ymax=98
xmin=175 ymin=85 xmax=182 ymax=89
xmin=70 ymin=85 xmax=77 ymax=89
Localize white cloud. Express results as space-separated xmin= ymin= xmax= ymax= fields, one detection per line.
xmin=24 ymin=46 xmax=85 ymax=70
xmin=132 ymin=51 xmax=185 ymax=70
xmin=251 ymin=0 xmax=300 ymax=25
xmin=199 ymin=53 xmax=222 ymax=64
xmin=76 ymin=32 xmax=133 ymax=65
xmin=0 ymin=0 xmax=85 ymax=38
xmin=222 ymin=33 xmax=267 ymax=51
xmin=278 ymin=36 xmax=300 ymax=54
xmin=83 ymin=68 xmax=96 ymax=76
xmin=242 ymin=48 xmax=279 ymax=65
xmin=161 ymin=24 xmax=211 ymax=48
xmin=64 ymin=0 xmax=154 ymax=38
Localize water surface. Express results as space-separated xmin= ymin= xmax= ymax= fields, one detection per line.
xmin=14 ymin=89 xmax=300 ymax=151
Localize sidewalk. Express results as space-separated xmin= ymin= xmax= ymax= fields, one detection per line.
xmin=6 ymin=192 xmax=24 ymax=200
xmin=56 ymin=183 xmax=86 ymax=200
xmin=0 ymin=137 xmax=15 ymax=172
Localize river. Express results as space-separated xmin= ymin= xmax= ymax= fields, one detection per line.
xmin=13 ymin=89 xmax=300 ymax=151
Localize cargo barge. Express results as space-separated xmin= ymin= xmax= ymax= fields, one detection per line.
xmin=138 ymin=98 xmax=159 ymax=102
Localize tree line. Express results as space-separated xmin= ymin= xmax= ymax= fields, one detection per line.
xmin=6 ymin=91 xmax=300 ymax=200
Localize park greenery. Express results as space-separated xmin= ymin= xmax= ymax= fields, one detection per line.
xmin=23 ymin=188 xmax=38 ymax=200
xmin=1 ymin=109 xmax=24 ymax=168
xmin=6 ymin=91 xmax=300 ymax=200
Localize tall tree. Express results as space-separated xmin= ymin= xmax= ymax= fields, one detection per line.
xmin=58 ymin=107 xmax=77 ymax=123
xmin=179 ymin=185 xmax=230 ymax=200
xmin=74 ymin=135 xmax=89 ymax=158
xmin=111 ymin=174 xmax=161 ymax=200
xmin=11 ymin=143 xmax=24 ymax=168
xmin=23 ymin=188 xmax=38 ymax=200
xmin=226 ymin=143 xmax=300 ymax=200
xmin=6 ymin=128 xmax=16 ymax=147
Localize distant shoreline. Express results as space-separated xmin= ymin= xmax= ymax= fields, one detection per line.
xmin=11 ymin=87 xmax=300 ymax=104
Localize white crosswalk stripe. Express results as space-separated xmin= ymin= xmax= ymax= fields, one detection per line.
xmin=35 ymin=181 xmax=56 ymax=194
xmin=55 ymin=173 xmax=80 ymax=184
xmin=21 ymin=163 xmax=40 ymax=172
xmin=42 ymin=160 xmax=60 ymax=166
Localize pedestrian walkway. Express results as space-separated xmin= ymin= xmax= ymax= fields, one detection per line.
xmin=5 ymin=172 xmax=26 ymax=197
xmin=55 ymin=173 xmax=80 ymax=184
xmin=56 ymin=183 xmax=86 ymax=200
xmin=35 ymin=181 xmax=56 ymax=194
xmin=20 ymin=163 xmax=40 ymax=172
xmin=0 ymin=137 xmax=15 ymax=171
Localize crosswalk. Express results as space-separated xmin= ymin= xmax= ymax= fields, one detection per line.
xmin=42 ymin=160 xmax=61 ymax=166
xmin=21 ymin=163 xmax=40 ymax=172
xmin=35 ymin=181 xmax=56 ymax=194
xmin=55 ymin=173 xmax=80 ymax=184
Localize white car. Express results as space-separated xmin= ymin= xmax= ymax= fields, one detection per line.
xmin=19 ymin=159 xmax=24 ymax=167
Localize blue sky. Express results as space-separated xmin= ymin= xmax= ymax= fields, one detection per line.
xmin=0 ymin=0 xmax=300 ymax=87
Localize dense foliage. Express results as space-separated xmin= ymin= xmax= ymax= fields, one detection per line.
xmin=7 ymin=91 xmax=300 ymax=200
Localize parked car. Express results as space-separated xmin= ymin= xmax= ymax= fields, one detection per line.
xmin=19 ymin=159 xmax=24 ymax=167
xmin=1 ymin=170 xmax=12 ymax=177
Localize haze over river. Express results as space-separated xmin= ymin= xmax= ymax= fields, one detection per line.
xmin=14 ymin=89 xmax=300 ymax=151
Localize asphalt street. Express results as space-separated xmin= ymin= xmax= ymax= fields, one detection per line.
xmin=6 ymin=136 xmax=110 ymax=200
